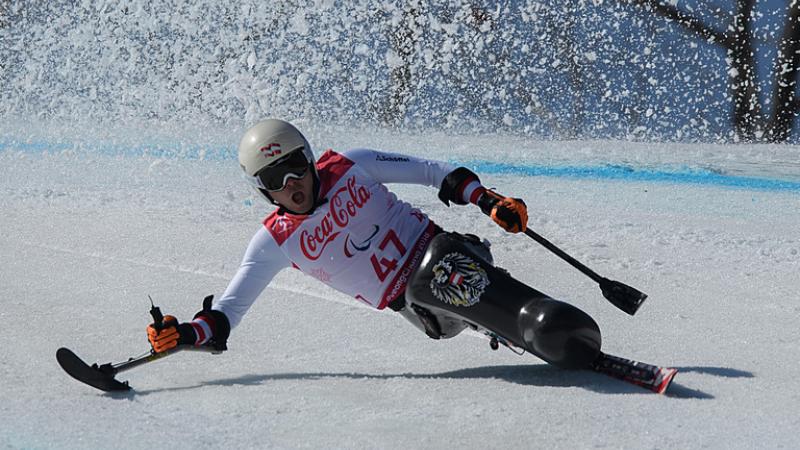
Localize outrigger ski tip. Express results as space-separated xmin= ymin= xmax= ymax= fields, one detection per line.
xmin=56 ymin=298 xmax=225 ymax=393
xmin=56 ymin=347 xmax=131 ymax=392
xmin=57 ymin=344 xmax=222 ymax=392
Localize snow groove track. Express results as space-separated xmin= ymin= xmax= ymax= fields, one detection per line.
xmin=13 ymin=238 xmax=367 ymax=312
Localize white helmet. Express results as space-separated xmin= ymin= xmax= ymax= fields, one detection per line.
xmin=238 ymin=119 xmax=318 ymax=205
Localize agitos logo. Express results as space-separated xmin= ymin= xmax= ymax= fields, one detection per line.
xmin=260 ymin=143 xmax=282 ymax=157
xmin=343 ymin=225 xmax=380 ymax=258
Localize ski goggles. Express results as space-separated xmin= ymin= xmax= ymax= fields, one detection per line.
xmin=246 ymin=150 xmax=310 ymax=192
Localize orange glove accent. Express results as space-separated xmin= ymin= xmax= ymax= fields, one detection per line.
xmin=491 ymin=196 xmax=528 ymax=233
xmin=147 ymin=315 xmax=180 ymax=353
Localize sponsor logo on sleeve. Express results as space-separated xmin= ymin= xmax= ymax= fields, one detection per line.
xmin=375 ymin=154 xmax=410 ymax=162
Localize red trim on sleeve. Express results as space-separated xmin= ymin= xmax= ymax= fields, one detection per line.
xmin=192 ymin=314 xmax=216 ymax=345
xmin=456 ymin=175 xmax=478 ymax=203
xmin=190 ymin=322 xmax=206 ymax=345
xmin=469 ymin=186 xmax=487 ymax=205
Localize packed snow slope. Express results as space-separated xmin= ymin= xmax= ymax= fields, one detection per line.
xmin=1 ymin=130 xmax=799 ymax=449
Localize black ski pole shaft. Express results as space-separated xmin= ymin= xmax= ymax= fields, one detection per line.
xmin=111 ymin=346 xmax=219 ymax=374
xmin=523 ymin=228 xmax=602 ymax=283
xmin=477 ymin=192 xmax=648 ymax=315
xmin=522 ymin=224 xmax=648 ymax=315
xmin=111 ymin=348 xmax=183 ymax=374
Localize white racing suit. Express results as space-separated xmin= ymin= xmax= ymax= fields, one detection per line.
xmin=199 ymin=148 xmax=488 ymax=343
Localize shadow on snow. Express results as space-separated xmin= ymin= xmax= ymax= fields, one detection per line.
xmin=109 ymin=364 xmax=754 ymax=400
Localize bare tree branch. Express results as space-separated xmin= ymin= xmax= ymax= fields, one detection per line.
xmin=766 ymin=1 xmax=800 ymax=141
xmin=383 ymin=1 xmax=424 ymax=125
xmin=622 ymin=0 xmax=735 ymax=48
xmin=623 ymin=0 xmax=765 ymax=140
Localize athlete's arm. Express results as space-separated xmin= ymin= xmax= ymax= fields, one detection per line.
xmin=344 ymin=148 xmax=527 ymax=233
xmin=147 ymin=227 xmax=290 ymax=351
xmin=211 ymin=226 xmax=292 ymax=331
xmin=343 ymin=148 xmax=486 ymax=206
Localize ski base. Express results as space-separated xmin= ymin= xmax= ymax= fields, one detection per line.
xmin=591 ymin=352 xmax=677 ymax=394
xmin=56 ymin=347 xmax=131 ymax=392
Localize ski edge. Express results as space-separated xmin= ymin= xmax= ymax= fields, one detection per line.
xmin=591 ymin=352 xmax=678 ymax=394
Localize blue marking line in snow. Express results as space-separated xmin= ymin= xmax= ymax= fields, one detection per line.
xmin=2 ymin=137 xmax=799 ymax=193
xmin=0 ymin=137 xmax=233 ymax=161
xmin=463 ymin=160 xmax=800 ymax=193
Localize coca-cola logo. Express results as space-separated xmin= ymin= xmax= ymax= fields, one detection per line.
xmin=300 ymin=177 xmax=371 ymax=260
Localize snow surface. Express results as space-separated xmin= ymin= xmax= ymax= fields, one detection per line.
xmin=1 ymin=131 xmax=799 ymax=449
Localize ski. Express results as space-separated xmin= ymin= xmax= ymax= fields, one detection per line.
xmin=56 ymin=347 xmax=133 ymax=392
xmin=590 ymin=352 xmax=677 ymax=394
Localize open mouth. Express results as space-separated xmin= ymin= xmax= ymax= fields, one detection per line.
xmin=291 ymin=191 xmax=305 ymax=204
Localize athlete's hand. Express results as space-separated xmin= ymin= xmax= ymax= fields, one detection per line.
xmin=479 ymin=190 xmax=528 ymax=233
xmin=147 ymin=315 xmax=196 ymax=353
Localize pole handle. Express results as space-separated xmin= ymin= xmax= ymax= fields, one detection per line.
xmin=148 ymin=295 xmax=164 ymax=331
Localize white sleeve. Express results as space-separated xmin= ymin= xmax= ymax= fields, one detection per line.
xmin=343 ymin=148 xmax=456 ymax=188
xmin=213 ymin=226 xmax=291 ymax=330
xmin=344 ymin=148 xmax=485 ymax=205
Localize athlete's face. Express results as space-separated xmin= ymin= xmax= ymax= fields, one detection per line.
xmin=269 ymin=169 xmax=315 ymax=214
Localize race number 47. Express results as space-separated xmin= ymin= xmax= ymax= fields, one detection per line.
xmin=370 ymin=229 xmax=407 ymax=282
